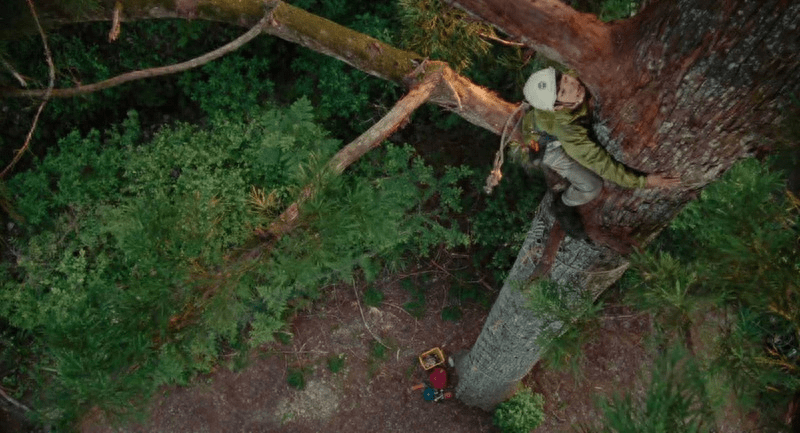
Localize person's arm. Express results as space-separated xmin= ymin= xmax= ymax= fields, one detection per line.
xmin=508 ymin=110 xmax=538 ymax=150
xmin=535 ymin=109 xmax=647 ymax=189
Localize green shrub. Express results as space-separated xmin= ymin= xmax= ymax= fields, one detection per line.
xmin=275 ymin=332 xmax=293 ymax=346
xmin=370 ymin=340 xmax=388 ymax=361
xmin=403 ymin=300 xmax=426 ymax=319
xmin=598 ymin=0 xmax=639 ymax=21
xmin=539 ymin=325 xmax=587 ymax=377
xmin=178 ymin=54 xmax=274 ymax=117
xmin=493 ymin=388 xmax=545 ymax=433
xmin=326 ymin=354 xmax=346 ymax=373
xmin=367 ymin=340 xmax=392 ymax=378
xmin=363 ymin=287 xmax=384 ymax=307
xmin=441 ymin=305 xmax=462 ymax=322
xmin=398 ymin=278 xmax=428 ymax=319
xmin=287 ymin=367 xmax=310 ymax=390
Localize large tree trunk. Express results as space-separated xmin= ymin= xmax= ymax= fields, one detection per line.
xmin=4 ymin=0 xmax=798 ymax=413
xmin=449 ymin=0 xmax=800 ymax=409
xmin=453 ymin=191 xmax=630 ymax=408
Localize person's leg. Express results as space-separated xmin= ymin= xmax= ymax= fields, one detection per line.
xmin=542 ymin=143 xmax=602 ymax=240
xmin=541 ymin=143 xmax=603 ymax=206
xmin=551 ymin=193 xmax=588 ymax=240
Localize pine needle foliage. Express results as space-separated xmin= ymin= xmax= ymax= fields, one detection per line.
xmin=0 ymin=98 xmax=472 ymax=428
xmin=398 ymin=0 xmax=494 ymax=72
xmin=586 ymin=345 xmax=714 ymax=433
xmin=525 ymin=278 xmax=604 ymax=375
xmin=625 ymin=158 xmax=800 ymax=419
xmin=525 ymin=279 xmax=603 ymax=339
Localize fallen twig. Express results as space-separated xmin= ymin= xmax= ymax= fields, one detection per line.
xmin=430 ymin=259 xmax=456 ymax=280
xmin=473 ymin=277 xmax=498 ymax=292
xmin=383 ymin=302 xmax=417 ymax=319
xmin=601 ymin=313 xmax=644 ymax=320
xmin=277 ymin=350 xmax=329 ymax=355
xmin=353 ymin=284 xmax=388 ymax=349
xmin=478 ymin=32 xmax=525 ymax=47
xmin=346 ymin=348 xmax=366 ymax=363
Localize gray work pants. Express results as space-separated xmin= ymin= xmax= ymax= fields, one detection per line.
xmin=542 ymin=142 xmax=602 ymax=206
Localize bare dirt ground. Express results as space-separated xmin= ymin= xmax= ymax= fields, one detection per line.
xmin=75 ymin=256 xmax=669 ymax=433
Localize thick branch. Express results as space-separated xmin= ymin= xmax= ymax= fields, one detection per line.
xmin=1 ymin=12 xmax=270 ymax=99
xmin=446 ymin=0 xmax=628 ymax=91
xmin=2 ymin=1 xmax=518 ymax=137
xmin=1 ymin=0 xmax=422 ymax=84
xmin=266 ymin=65 xmax=442 ymax=238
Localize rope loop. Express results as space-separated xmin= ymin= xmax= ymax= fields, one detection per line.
xmin=484 ymin=102 xmax=528 ymax=194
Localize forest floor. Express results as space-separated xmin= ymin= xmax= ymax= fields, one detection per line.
xmin=76 ymin=255 xmax=669 ymax=433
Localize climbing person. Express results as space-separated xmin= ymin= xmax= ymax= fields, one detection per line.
xmin=494 ymin=67 xmax=679 ymax=238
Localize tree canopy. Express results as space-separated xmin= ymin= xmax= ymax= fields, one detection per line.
xmin=0 ymin=0 xmax=798 ymax=430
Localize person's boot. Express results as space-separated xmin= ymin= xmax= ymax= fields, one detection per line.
xmin=552 ymin=194 xmax=588 ymax=241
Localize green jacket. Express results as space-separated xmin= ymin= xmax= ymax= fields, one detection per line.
xmin=521 ymin=106 xmax=647 ymax=189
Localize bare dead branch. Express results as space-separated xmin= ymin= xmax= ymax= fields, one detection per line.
xmin=0 ymin=385 xmax=31 ymax=413
xmin=353 ymin=283 xmax=388 ymax=349
xmin=108 ymin=1 xmax=123 ymax=42
xmin=2 ymin=59 xmax=27 ymax=87
xmin=0 ymin=0 xmax=54 ymax=180
xmin=478 ymin=31 xmax=524 ymax=47
xmin=2 ymin=10 xmax=272 ymax=99
xmin=444 ymin=79 xmax=463 ymax=111
xmin=263 ymin=68 xmax=443 ymax=238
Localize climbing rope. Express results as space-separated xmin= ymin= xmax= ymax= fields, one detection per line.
xmin=484 ymin=102 xmax=529 ymax=194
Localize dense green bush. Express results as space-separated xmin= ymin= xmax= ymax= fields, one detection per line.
xmin=1 ymin=20 xmax=247 ymax=146
xmin=287 ymin=366 xmax=311 ymax=390
xmin=178 ymin=54 xmax=274 ymax=117
xmin=326 ymin=354 xmax=346 ymax=373
xmin=284 ymin=0 xmax=402 ymax=137
xmin=441 ymin=305 xmax=462 ymax=322
xmin=597 ymin=0 xmax=639 ymax=21
xmin=493 ymin=387 xmax=545 ymax=433
xmin=469 ymin=164 xmax=546 ymax=283
xmin=1 ymin=96 xmax=472 ymax=428
xmin=363 ymin=287 xmax=384 ymax=307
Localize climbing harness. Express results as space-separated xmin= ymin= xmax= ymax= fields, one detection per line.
xmin=484 ymin=102 xmax=530 ymax=194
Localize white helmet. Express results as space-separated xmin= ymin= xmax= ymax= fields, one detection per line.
xmin=523 ymin=67 xmax=557 ymax=111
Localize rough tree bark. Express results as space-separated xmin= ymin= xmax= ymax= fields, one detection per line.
xmin=4 ymin=0 xmax=798 ymax=412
